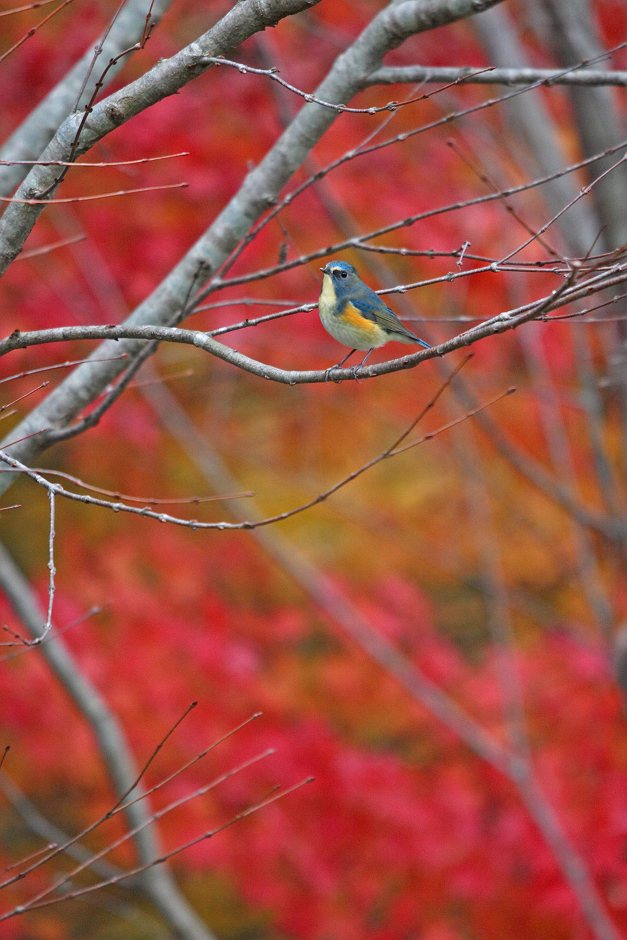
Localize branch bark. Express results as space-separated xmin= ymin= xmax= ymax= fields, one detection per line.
xmin=0 ymin=0 xmax=174 ymax=197
xmin=0 ymin=0 xmax=322 ymax=274
xmin=0 ymin=544 xmax=217 ymax=940
xmin=370 ymin=64 xmax=627 ymax=86
xmin=0 ymin=0 xmax=506 ymax=500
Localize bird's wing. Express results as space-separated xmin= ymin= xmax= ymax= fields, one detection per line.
xmin=349 ymin=289 xmax=420 ymax=340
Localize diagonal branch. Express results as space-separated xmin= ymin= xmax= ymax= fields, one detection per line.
xmin=0 ymin=0 xmax=174 ymax=197
xmin=0 ymin=0 xmax=505 ymax=501
xmin=0 ymin=544 xmax=217 ymax=940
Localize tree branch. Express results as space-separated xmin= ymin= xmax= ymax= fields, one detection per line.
xmin=370 ymin=64 xmax=627 ymax=87
xmin=0 ymin=0 xmax=174 ymax=197
xmin=0 ymin=0 xmax=507 ymax=499
xmin=0 ymin=0 xmax=322 ymax=273
xmin=0 ymin=544 xmax=217 ymax=940
xmin=1 ymin=262 xmax=623 ymax=385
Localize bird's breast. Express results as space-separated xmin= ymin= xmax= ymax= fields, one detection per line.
xmin=318 ymin=278 xmax=387 ymax=351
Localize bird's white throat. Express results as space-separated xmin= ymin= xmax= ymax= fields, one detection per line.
xmin=318 ymin=273 xmax=337 ymax=318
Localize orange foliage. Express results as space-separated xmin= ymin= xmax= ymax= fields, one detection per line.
xmin=0 ymin=1 xmax=625 ymax=938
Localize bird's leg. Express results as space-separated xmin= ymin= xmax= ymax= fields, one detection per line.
xmin=352 ymin=347 xmax=373 ymax=380
xmin=325 ymin=348 xmax=356 ymax=382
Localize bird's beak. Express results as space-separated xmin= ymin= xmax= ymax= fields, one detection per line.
xmin=320 ymin=264 xmax=330 ymax=274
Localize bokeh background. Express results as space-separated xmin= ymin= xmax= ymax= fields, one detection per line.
xmin=0 ymin=1 xmax=625 ymax=937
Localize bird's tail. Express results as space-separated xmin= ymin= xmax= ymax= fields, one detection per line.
xmin=396 ymin=326 xmax=431 ymax=348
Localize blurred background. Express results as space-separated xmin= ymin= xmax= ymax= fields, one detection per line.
xmin=0 ymin=1 xmax=625 ymax=937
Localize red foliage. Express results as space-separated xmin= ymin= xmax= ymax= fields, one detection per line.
xmin=1 ymin=2 xmax=625 ymax=939
xmin=1 ymin=546 xmax=625 ymax=937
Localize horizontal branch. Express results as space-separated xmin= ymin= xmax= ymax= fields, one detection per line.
xmin=0 ymin=182 xmax=187 ymax=205
xmin=1 ymin=264 xmax=624 ymax=384
xmin=0 ymin=381 xmax=513 ymax=532
xmin=0 ymin=152 xmax=188 ymax=169
xmin=6 ymin=323 xmax=427 ymax=383
xmin=370 ymin=64 xmax=627 ymax=87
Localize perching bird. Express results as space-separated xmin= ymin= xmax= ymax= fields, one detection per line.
xmin=318 ymin=260 xmax=430 ymax=372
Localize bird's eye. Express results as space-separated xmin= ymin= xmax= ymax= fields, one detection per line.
xmin=340 ymin=270 xmax=348 ymax=279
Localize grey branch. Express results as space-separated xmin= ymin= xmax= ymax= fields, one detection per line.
xmin=0 ymin=545 xmax=216 ymax=940
xmin=0 ymin=0 xmax=506 ymax=500
xmin=0 ymin=262 xmax=625 ymax=381
xmin=0 ymin=0 xmax=174 ymax=198
xmin=370 ymin=65 xmax=627 ymax=87
xmin=0 ymin=774 xmax=125 ymax=885
xmin=614 ymin=626 xmax=627 ymax=713
xmin=0 ymin=0 xmax=322 ymax=274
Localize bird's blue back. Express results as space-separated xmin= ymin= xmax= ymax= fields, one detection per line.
xmin=331 ymin=264 xmax=400 ymax=324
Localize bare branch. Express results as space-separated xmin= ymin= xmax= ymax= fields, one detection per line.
xmin=0 ymin=774 xmax=125 ymax=885
xmin=2 ymin=261 xmax=623 ymax=396
xmin=0 ymin=383 xmax=512 ymax=531
xmin=0 ymin=0 xmax=175 ymax=196
xmin=210 ymin=140 xmax=626 ymax=293
xmin=0 ymin=181 xmax=187 ymax=205
xmin=0 ymin=0 xmax=75 ymax=66
xmin=371 ymin=63 xmax=627 ymax=87
xmin=0 ymin=546 xmax=217 ymax=940
xmin=0 ymin=151 xmax=188 ymax=169
xmin=0 ymin=0 xmax=324 ymax=272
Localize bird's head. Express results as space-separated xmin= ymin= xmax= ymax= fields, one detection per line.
xmin=320 ymin=260 xmax=358 ymax=292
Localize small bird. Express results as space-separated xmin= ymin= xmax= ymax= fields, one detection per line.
xmin=318 ymin=260 xmax=430 ymax=373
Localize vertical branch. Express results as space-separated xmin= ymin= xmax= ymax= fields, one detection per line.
xmin=43 ymin=489 xmax=56 ymax=642
xmin=520 ymin=0 xmax=627 ymax=483
xmin=452 ymin=422 xmax=530 ymax=758
xmin=539 ymin=0 xmax=627 ymax=248
xmin=519 ymin=324 xmax=615 ymax=636
xmin=473 ymin=4 xmax=598 ymax=254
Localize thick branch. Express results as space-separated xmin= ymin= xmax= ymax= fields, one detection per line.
xmin=0 ymin=0 xmax=174 ymax=197
xmin=0 ymin=544 xmax=216 ymax=939
xmin=0 ymin=0 xmax=321 ymax=274
xmin=540 ymin=0 xmax=627 ymax=250
xmin=473 ymin=5 xmax=599 ymax=254
xmin=370 ymin=65 xmax=627 ymax=87
xmin=0 ymin=0 xmax=505 ymax=498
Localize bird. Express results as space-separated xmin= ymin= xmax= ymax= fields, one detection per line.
xmin=318 ymin=260 xmax=430 ymax=374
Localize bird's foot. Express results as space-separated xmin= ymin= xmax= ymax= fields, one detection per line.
xmin=324 ymin=349 xmax=356 ymax=382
